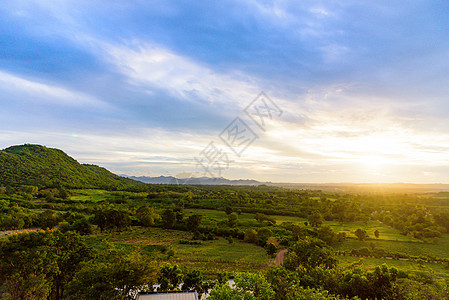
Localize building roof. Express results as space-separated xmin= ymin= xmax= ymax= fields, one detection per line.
xmin=138 ymin=291 xmax=198 ymax=300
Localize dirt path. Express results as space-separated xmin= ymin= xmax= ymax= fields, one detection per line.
xmin=0 ymin=228 xmax=40 ymax=237
xmin=274 ymin=249 xmax=288 ymax=266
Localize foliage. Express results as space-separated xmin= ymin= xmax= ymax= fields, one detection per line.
xmin=92 ymin=207 xmax=131 ymax=231
xmin=208 ymin=272 xmax=275 ymax=300
xmin=309 ymin=211 xmax=324 ymax=227
xmin=66 ymin=249 xmax=158 ymax=300
xmin=162 ymin=209 xmax=177 ymax=229
xmin=186 ymin=214 xmax=202 ymax=230
xmin=0 ymin=144 xmax=143 ymax=189
xmin=244 ymin=229 xmax=258 ymax=243
xmin=354 ymin=228 xmax=368 ymax=241
xmin=285 ymin=237 xmax=337 ymax=270
xmin=158 ymin=263 xmax=183 ymax=291
xmin=136 ymin=206 xmax=159 ymax=227
xmin=0 ymin=230 xmax=92 ymax=300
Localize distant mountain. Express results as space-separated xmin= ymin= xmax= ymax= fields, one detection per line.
xmin=0 ymin=144 xmax=143 ymax=189
xmin=126 ymin=175 xmax=263 ymax=186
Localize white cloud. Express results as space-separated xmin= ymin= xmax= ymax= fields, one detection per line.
xmin=0 ymin=70 xmax=110 ymax=109
xmin=104 ymin=42 xmax=260 ymax=110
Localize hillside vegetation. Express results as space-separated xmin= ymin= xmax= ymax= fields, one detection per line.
xmin=0 ymin=144 xmax=141 ymax=189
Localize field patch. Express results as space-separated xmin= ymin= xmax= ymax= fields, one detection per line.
xmin=86 ymin=226 xmax=270 ymax=274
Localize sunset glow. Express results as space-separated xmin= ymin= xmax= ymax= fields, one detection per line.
xmin=1 ymin=1 xmax=448 ymax=183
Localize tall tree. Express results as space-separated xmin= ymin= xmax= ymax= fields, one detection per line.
xmin=51 ymin=231 xmax=92 ymax=300
xmin=309 ymin=211 xmax=324 ymax=227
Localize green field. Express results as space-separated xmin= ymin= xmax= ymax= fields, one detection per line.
xmin=337 ymin=255 xmax=449 ymax=280
xmin=69 ymin=189 xmax=111 ymax=201
xmin=189 ymin=210 xmax=423 ymax=242
xmin=334 ymin=234 xmax=449 ymax=259
xmin=184 ymin=208 xmax=449 ymax=276
xmin=274 ymin=215 xmax=420 ymax=242
xmin=86 ymin=226 xmax=270 ymax=275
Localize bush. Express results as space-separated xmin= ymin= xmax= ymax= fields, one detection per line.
xmin=179 ymin=239 xmax=202 ymax=245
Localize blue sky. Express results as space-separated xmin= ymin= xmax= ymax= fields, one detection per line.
xmin=1 ymin=0 xmax=449 ymax=183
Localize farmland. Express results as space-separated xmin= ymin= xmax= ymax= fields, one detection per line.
xmin=2 ymin=182 xmax=449 ymax=299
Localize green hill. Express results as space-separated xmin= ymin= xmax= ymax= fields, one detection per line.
xmin=0 ymin=144 xmax=143 ymax=189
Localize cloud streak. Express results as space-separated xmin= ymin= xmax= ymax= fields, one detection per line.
xmin=0 ymin=70 xmax=110 ymax=109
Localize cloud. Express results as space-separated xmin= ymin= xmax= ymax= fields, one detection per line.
xmin=0 ymin=70 xmax=110 ymax=109
xmin=103 ymin=41 xmax=261 ymax=110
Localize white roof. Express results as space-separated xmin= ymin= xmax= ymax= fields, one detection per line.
xmin=138 ymin=292 xmax=198 ymax=300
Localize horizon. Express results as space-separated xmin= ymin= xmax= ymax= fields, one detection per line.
xmin=1 ymin=2 xmax=449 ymax=184
xmin=6 ymin=143 xmax=449 ymax=186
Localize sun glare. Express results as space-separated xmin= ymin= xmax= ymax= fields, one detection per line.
xmin=358 ymin=154 xmax=388 ymax=170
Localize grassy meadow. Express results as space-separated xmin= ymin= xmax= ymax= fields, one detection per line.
xmin=86 ymin=226 xmax=270 ymax=275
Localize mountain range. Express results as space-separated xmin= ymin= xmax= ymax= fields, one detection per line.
xmin=125 ymin=175 xmax=263 ymax=185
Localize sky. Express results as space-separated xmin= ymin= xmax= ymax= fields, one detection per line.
xmin=1 ymin=0 xmax=449 ymax=183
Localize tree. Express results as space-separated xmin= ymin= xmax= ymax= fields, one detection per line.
xmin=182 ymin=269 xmax=210 ymax=298
xmin=309 ymin=211 xmax=324 ymax=227
xmin=0 ymin=230 xmax=92 ymax=300
xmin=0 ymin=274 xmax=51 ymax=300
xmin=257 ymin=228 xmax=273 ymax=246
xmin=107 ymin=209 xmax=131 ymax=231
xmin=254 ymin=213 xmax=276 ymax=225
xmin=370 ymin=264 xmax=398 ymax=299
xmin=339 ymin=264 xmax=399 ymax=299
xmin=287 ymin=286 xmax=343 ymax=300
xmin=0 ymin=230 xmax=55 ymax=300
xmin=317 ymin=226 xmax=340 ymax=245
xmin=374 ymin=229 xmax=380 ymax=239
xmin=186 ymin=214 xmax=202 ymax=231
xmin=225 ymin=206 xmax=233 ymax=215
xmin=182 ymin=269 xmax=202 ymax=291
xmin=265 ymin=267 xmax=298 ymax=300
xmin=92 ymin=208 xmax=130 ymax=232
xmin=266 ymin=243 xmax=277 ymax=257
xmin=51 ymin=231 xmax=93 ymax=300
xmin=234 ymin=272 xmax=275 ymax=299
xmin=284 ymin=237 xmax=337 ymax=270
xmin=208 ymin=283 xmax=242 ymax=300
xmin=158 ymin=263 xmax=183 ymax=291
xmin=355 ymin=228 xmax=368 ymax=241
xmin=162 ymin=209 xmax=176 ymax=229
xmin=136 ymin=206 xmax=159 ymax=227
xmin=71 ymin=218 xmax=92 ymax=235
xmin=92 ymin=209 xmax=108 ymax=232
xmin=244 ymin=229 xmax=258 ymax=243
xmin=58 ymin=188 xmax=69 ymax=200
xmin=208 ymin=272 xmax=275 ymax=300
xmin=37 ymin=210 xmax=61 ymax=229
xmin=67 ymin=249 xmax=158 ymax=300
xmin=228 ymin=213 xmax=238 ymax=227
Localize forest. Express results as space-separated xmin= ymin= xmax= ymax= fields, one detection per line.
xmin=1 ymin=183 xmax=449 ymax=299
